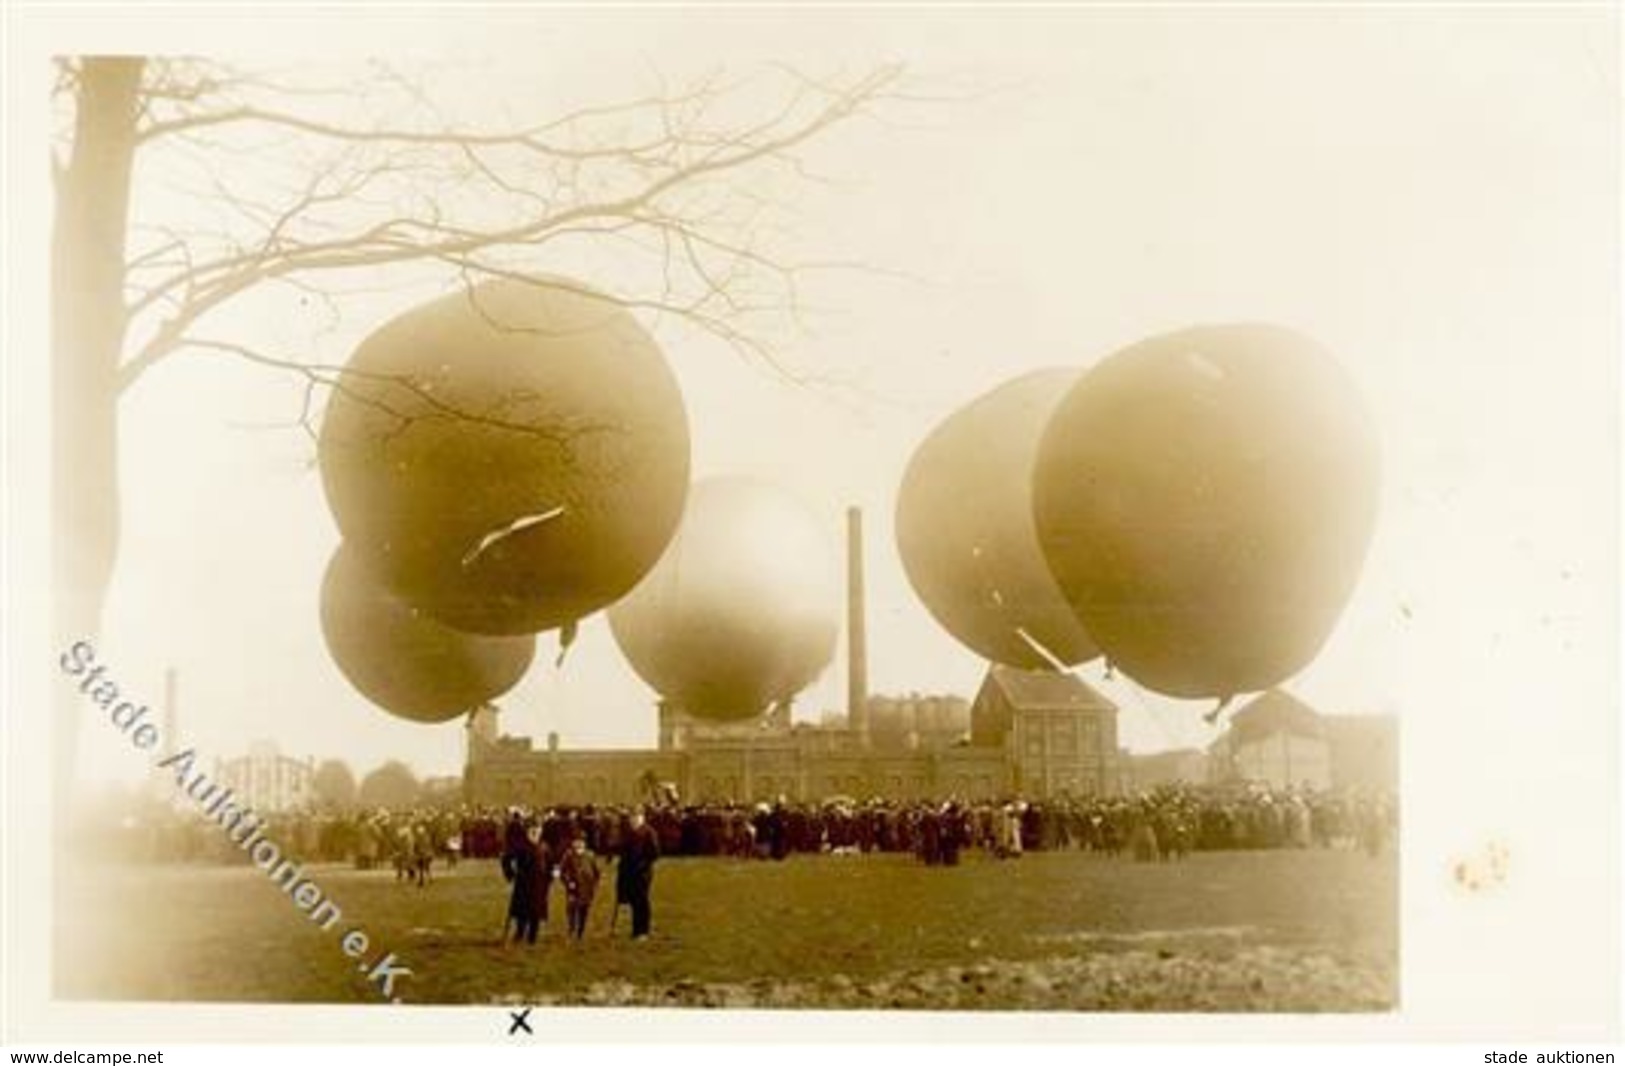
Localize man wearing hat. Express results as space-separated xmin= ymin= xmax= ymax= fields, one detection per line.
xmin=616 ymin=808 xmax=661 ymax=940
xmin=502 ymin=822 xmax=553 ymax=946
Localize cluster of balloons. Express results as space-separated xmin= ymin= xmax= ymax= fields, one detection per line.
xmin=316 ymin=277 xmax=691 ymax=723
xmin=896 ymin=323 xmax=1380 ymax=710
xmin=316 ymin=281 xmax=1374 ymax=728
xmin=316 ymin=278 xmax=841 ymax=727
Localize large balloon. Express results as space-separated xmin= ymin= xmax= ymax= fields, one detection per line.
xmin=896 ymin=368 xmax=1100 ymax=670
xmin=318 ymin=277 xmax=690 ymax=636
xmin=1032 ymin=323 xmax=1380 ymax=700
xmin=319 ymin=544 xmax=536 ymax=723
xmin=608 ymin=477 xmax=839 ymax=721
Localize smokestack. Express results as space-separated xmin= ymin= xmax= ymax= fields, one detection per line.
xmin=846 ymin=506 xmax=869 ymax=746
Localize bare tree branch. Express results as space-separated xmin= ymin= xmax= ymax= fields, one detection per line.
xmin=174 ymin=335 xmax=609 ymax=449
xmin=111 ymin=59 xmax=916 ymax=399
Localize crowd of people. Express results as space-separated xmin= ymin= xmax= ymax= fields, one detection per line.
xmin=85 ymin=782 xmax=1393 ymax=944
xmin=98 ymin=782 xmax=1395 ymax=870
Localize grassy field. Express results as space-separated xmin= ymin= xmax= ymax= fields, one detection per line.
xmin=58 ymin=848 xmax=1396 ymax=1011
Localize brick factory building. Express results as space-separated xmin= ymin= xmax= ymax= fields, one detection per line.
xmin=462 ymin=504 xmax=1124 ymax=808
xmin=463 ymin=665 xmax=1120 ymax=807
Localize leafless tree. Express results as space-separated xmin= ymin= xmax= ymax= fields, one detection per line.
xmin=50 ymin=55 xmax=906 ymax=831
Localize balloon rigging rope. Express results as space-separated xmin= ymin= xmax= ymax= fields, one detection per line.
xmin=1002 ymin=605 xmax=1190 ymax=753
xmin=1019 ymin=627 xmax=1189 ymax=755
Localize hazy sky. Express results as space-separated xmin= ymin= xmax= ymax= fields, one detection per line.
xmin=54 ymin=7 xmax=1616 ymax=786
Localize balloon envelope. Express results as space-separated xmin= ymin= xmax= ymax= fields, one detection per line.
xmin=1032 ymin=323 xmax=1381 ymax=699
xmin=318 ymin=277 xmax=690 ymax=635
xmin=896 ymin=368 xmax=1099 ymax=670
xmin=608 ymin=477 xmax=840 ymax=721
xmin=320 ymin=544 xmax=536 ymax=723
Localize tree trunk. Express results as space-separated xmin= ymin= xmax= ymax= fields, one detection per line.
xmin=51 ymin=57 xmax=143 ymax=845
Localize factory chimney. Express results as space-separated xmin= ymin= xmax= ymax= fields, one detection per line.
xmin=846 ymin=506 xmax=869 ymax=747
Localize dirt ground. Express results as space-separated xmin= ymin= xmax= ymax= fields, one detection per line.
xmin=59 ymin=846 xmax=1397 ymax=1011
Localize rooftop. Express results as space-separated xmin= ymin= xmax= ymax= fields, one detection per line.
xmin=986 ymin=664 xmax=1117 ymax=712
xmin=1223 ymin=690 xmax=1325 ymax=745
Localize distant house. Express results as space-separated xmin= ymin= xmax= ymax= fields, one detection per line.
xmin=215 ymin=740 xmax=315 ymax=813
xmin=968 ymin=665 xmax=1119 ymax=797
xmin=1207 ymin=690 xmax=1397 ymax=792
xmin=1208 ymin=690 xmax=1333 ymax=790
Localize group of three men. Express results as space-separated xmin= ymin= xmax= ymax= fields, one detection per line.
xmin=501 ymin=808 xmax=661 ymax=945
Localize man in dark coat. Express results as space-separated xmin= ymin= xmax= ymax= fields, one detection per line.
xmin=918 ymin=806 xmax=942 ymax=866
xmin=767 ymin=800 xmax=789 ymax=861
xmin=616 ymin=809 xmax=660 ymax=940
xmin=503 ymin=809 xmax=527 ymax=858
xmin=938 ymin=803 xmax=962 ymax=866
xmin=502 ymin=823 xmax=553 ymax=945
